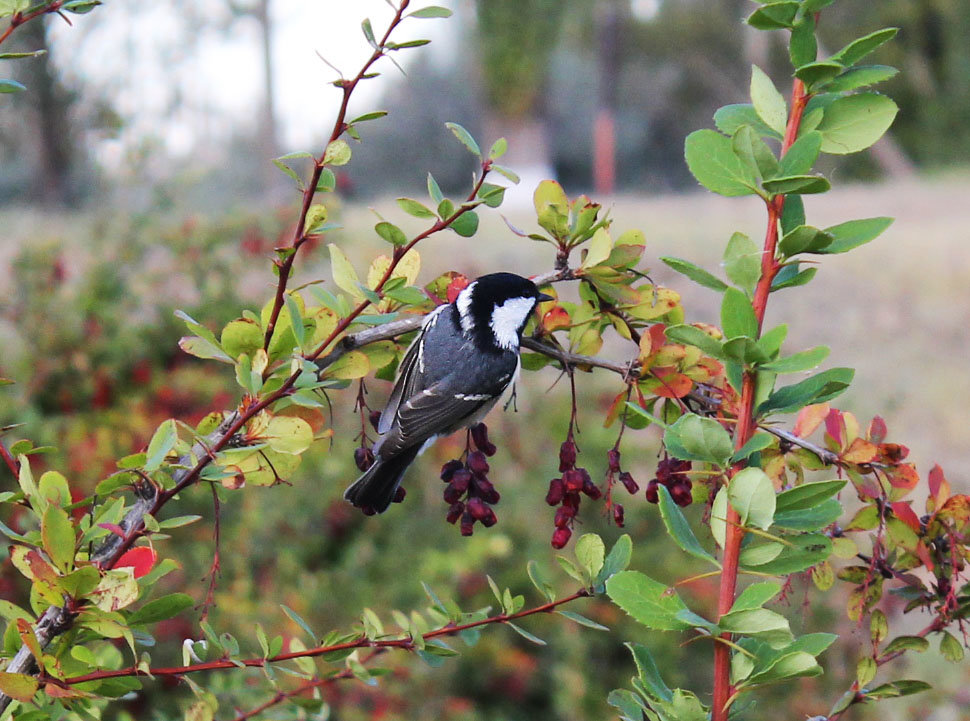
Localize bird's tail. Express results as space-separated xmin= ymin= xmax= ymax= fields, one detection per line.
xmin=343 ymin=446 xmax=420 ymax=514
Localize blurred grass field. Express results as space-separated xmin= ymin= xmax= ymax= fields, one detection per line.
xmin=1 ymin=171 xmax=968 ymax=719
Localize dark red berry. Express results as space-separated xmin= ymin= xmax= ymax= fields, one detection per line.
xmin=392 ymin=486 xmax=406 ymax=503
xmin=481 ymin=487 xmax=500 ymax=504
xmin=446 ymin=502 xmax=464 ymax=524
xmin=444 ymin=484 xmax=463 ymax=504
xmin=581 ymin=478 xmax=602 ymax=500
xmin=562 ymin=491 xmax=581 ymax=509
xmin=559 ymin=440 xmax=577 ymax=472
xmin=471 ymin=424 xmax=497 ymax=456
xmin=368 ymin=410 xmax=382 ymax=430
xmin=481 ymin=508 xmax=498 ymax=527
xmin=562 ymin=469 xmax=584 ymax=492
xmin=440 ymin=459 xmax=463 ymax=482
xmin=613 ymin=504 xmax=625 ymax=527
xmin=354 ymin=447 xmax=374 ymax=472
xmin=467 ymin=451 xmax=489 ymax=476
xmin=467 ymin=496 xmax=489 ymax=521
xmin=670 ymin=483 xmax=693 ymax=507
xmin=607 ymin=449 xmax=621 ymax=472
xmin=554 ymin=505 xmax=576 ymax=528
xmin=460 ymin=512 xmax=475 ymax=536
xmin=451 ymin=469 xmax=471 ymax=493
xmin=646 ymin=479 xmax=660 ymax=504
xmin=619 ymin=471 xmax=639 ymax=494
xmin=545 ymin=479 xmax=564 ymax=506
xmin=551 ymin=526 xmax=572 ymax=549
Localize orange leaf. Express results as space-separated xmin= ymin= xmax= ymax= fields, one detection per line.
xmin=885 ymin=464 xmax=919 ymax=491
xmin=878 ymin=443 xmax=909 ymax=464
xmin=891 ymin=502 xmax=921 ymax=533
xmin=938 ymin=495 xmax=970 ymax=533
xmin=915 ymin=542 xmax=935 ymax=573
xmin=649 ymin=371 xmax=693 ymax=399
xmin=115 ymin=547 xmax=157 ymax=579
xmin=446 ymin=275 xmax=470 ymax=303
xmin=541 ymin=306 xmax=571 ymax=332
xmin=842 ymin=438 xmax=878 ymax=464
xmin=793 ymin=403 xmax=829 ymax=438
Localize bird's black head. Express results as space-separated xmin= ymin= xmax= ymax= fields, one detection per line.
xmin=455 ymin=272 xmax=553 ymax=352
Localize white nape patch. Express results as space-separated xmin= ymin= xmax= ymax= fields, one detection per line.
xmin=490 ymin=297 xmax=536 ymax=350
xmin=455 ymin=393 xmax=492 ymax=401
xmin=456 ymin=281 xmax=477 ymax=335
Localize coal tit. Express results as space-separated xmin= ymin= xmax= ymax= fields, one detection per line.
xmin=344 ymin=272 xmax=553 ymax=513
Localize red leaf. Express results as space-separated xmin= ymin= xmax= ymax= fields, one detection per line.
xmin=648 ymin=323 xmax=667 ymax=354
xmin=886 ymin=464 xmax=919 ymax=491
xmin=891 ymin=502 xmax=921 ymax=533
xmin=541 ymin=306 xmax=571 ymax=332
xmin=824 ymin=408 xmax=844 ymax=447
xmin=446 ymin=275 xmax=470 ymax=303
xmin=98 ymin=523 xmax=125 ymax=538
xmin=915 ymin=541 xmax=935 ymax=572
xmin=650 ymin=371 xmax=693 ymax=399
xmin=928 ymin=464 xmax=950 ymax=509
xmin=115 ymin=547 xmax=157 ymax=579
xmin=878 ymin=443 xmax=909 ymax=464
xmin=867 ymin=415 xmax=887 ymax=444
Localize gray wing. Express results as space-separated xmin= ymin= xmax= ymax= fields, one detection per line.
xmin=376 ymin=385 xmax=496 ymax=458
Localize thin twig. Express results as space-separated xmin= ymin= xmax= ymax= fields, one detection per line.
xmin=0 ymin=1 xmax=64 ymax=48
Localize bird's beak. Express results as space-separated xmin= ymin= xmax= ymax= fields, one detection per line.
xmin=537 ymin=292 xmax=555 ymax=303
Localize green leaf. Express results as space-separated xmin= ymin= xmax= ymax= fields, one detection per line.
xmin=684 ymin=129 xmax=760 ymax=197
xmin=720 ymin=608 xmax=793 ymax=648
xmin=746 ymin=1 xmax=799 ymax=29
xmin=625 ymin=643 xmax=673 ymax=702
xmin=0 ymin=50 xmax=45 ymax=59
xmin=179 ymin=336 xmax=234 ymax=363
xmin=449 ymin=210 xmax=479 ymax=237
xmin=743 ymin=651 xmax=821 ymax=686
xmin=831 ymin=28 xmax=898 ymax=67
xmin=664 ymin=324 xmax=726 ymax=359
xmin=408 ymin=6 xmax=452 ymax=18
xmin=789 ymin=16 xmax=817 ymax=67
xmin=657 ymin=486 xmax=719 ymax=566
xmin=664 ymin=413 xmax=734 ymax=466
xmin=761 ymin=346 xmax=829 ymax=373
xmin=328 ymin=244 xmax=362 ymax=299
xmin=823 ymin=65 xmax=898 ymax=93
xmin=375 ymin=221 xmax=408 ymax=246
xmin=759 ymin=367 xmax=854 ymax=415
xmin=575 ymin=533 xmax=605 ymax=579
xmin=323 ymin=139 xmax=352 ymax=166
xmin=778 ymin=225 xmax=834 ymax=257
xmin=714 ymin=104 xmax=782 ymax=140
xmin=62 ymin=0 xmax=100 ymax=12
xmin=527 ymin=560 xmax=555 ymax=602
xmin=557 ymin=610 xmax=609 ymax=631
xmin=780 ymin=194 xmax=805 ymax=236
xmin=775 ymin=480 xmax=846 ymax=513
xmin=733 ymin=125 xmax=780 ymax=182
xmin=750 ymin=66 xmax=787 ymax=135
xmin=817 ymin=217 xmax=893 ymax=254
xmin=361 ymin=17 xmax=377 ymax=47
xmin=883 ymin=635 xmax=929 ymax=654
xmin=42 ymin=505 xmax=75 ymax=572
xmin=596 ymin=534 xmax=632 ymax=585
xmin=741 ymin=534 xmax=831 ymax=574
xmin=145 ymin=419 xmax=177 ymax=472
xmin=396 ymin=197 xmax=435 ymax=218
xmin=728 ymin=468 xmax=776 ymax=530
xmin=730 ymin=581 xmax=781 ymax=613
xmin=316 ymin=168 xmax=336 ymax=192
xmin=605 ymin=571 xmax=691 ymax=631
xmin=426 ymin=173 xmax=444 ymax=204
xmin=940 ymin=631 xmax=964 ymax=662
xmin=0 ymin=672 xmax=38 ymax=703
xmin=780 ymin=132 xmax=822 ymax=176
xmin=127 ymin=593 xmax=194 ymax=626
xmin=762 ymin=175 xmax=831 ymax=195
xmin=721 ymin=287 xmax=758 ymax=339
xmin=864 ymin=680 xmax=931 ymax=700
xmin=795 ymin=61 xmax=844 ymax=87
xmin=444 ymin=122 xmax=481 ymax=157
xmin=660 ymin=257 xmax=728 ymax=292
xmin=773 ymin=498 xmax=842 ymax=531
xmin=0 ymin=79 xmax=26 ymax=93
xmin=731 ymin=433 xmax=775 ymax=463
xmin=710 ymin=487 xmax=728 ymax=548
xmin=280 ymin=604 xmax=316 ymax=641
xmin=723 ymin=232 xmax=761 ymax=295
xmin=488 ymin=137 xmax=507 ymax=159
xmin=771 ymin=264 xmax=817 ymax=291
xmin=221 ymin=318 xmax=263 ymax=359
xmin=349 ymin=110 xmax=388 ymax=124
xmin=507 ymin=622 xmax=545 ymax=645
xmin=817 ymin=93 xmax=898 ymax=155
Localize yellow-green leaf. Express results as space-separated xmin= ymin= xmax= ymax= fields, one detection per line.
xmin=41 ymin=505 xmax=75 ymax=573
xmin=328 ymin=244 xmax=363 ymax=300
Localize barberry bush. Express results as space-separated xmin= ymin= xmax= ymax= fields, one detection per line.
xmin=0 ymin=1 xmax=967 ymax=720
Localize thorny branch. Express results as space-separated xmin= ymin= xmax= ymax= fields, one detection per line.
xmin=56 ymin=590 xmax=590 ymax=685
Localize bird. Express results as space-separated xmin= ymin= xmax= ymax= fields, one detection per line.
xmin=344 ymin=272 xmax=553 ymax=513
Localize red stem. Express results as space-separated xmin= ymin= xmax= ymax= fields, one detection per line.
xmin=261 ymin=0 xmax=411 ymax=352
xmin=59 ymin=590 xmax=588 ymax=685
xmin=0 ymin=1 xmax=63 ymax=48
xmin=0 ymin=440 xmax=19 ymax=478
xmin=711 ymin=77 xmax=810 ymax=721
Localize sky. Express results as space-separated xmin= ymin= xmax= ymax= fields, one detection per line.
xmin=49 ymin=0 xmax=461 ymax=166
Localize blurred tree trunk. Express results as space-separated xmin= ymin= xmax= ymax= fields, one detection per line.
xmin=21 ymin=17 xmax=76 ymax=205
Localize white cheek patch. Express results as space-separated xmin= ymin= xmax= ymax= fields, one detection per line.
xmin=456 ymin=282 xmax=477 ymax=335
xmin=490 ymin=297 xmax=536 ymax=350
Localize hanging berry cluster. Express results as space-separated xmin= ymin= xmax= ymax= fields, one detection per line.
xmin=441 ymin=423 xmax=500 ymax=536
xmin=645 ymin=455 xmax=693 ymax=507
xmin=546 ymin=439 xmax=603 ymax=549
xmin=604 ymin=448 xmax=639 ymax=527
